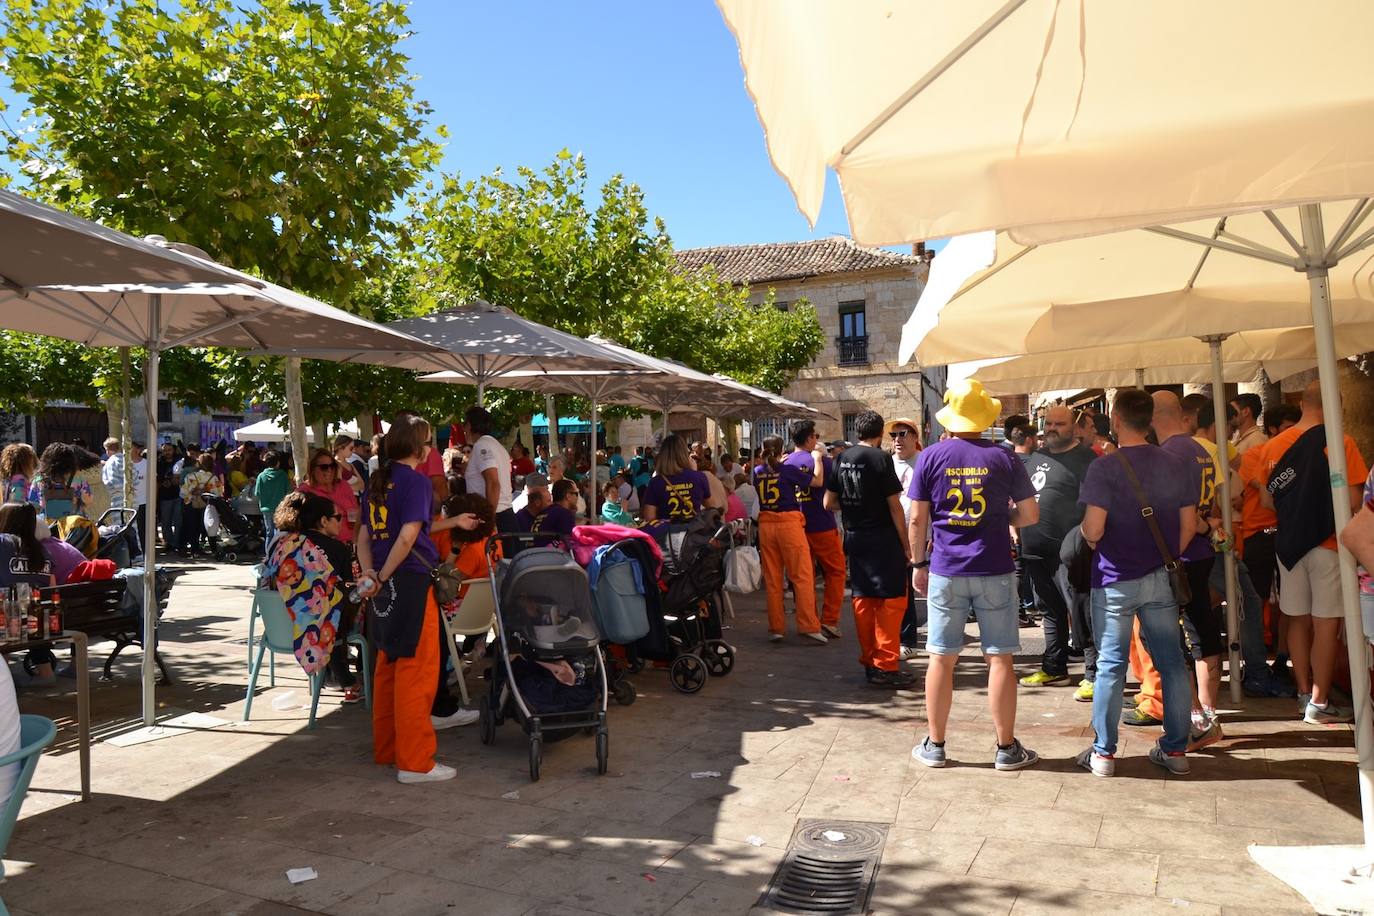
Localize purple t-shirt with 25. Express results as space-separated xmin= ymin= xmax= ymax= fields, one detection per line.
xmin=1159 ymin=434 xmax=1215 ymax=562
xmin=910 ymin=437 xmax=1035 ymax=577
xmin=1079 ymin=445 xmax=1194 ymax=588
xmin=755 ymin=460 xmax=809 ymax=513
xmin=791 ymin=453 xmax=837 ymax=533
xmin=365 ymin=462 xmax=438 ymax=576
xmin=643 ymin=470 xmax=710 ymax=523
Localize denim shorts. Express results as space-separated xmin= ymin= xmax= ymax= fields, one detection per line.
xmin=926 ymin=573 xmax=1020 ymax=656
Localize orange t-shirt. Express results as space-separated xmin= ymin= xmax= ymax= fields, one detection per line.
xmin=1236 ymin=446 xmax=1277 ymax=540
xmin=1258 ymin=424 xmax=1368 ymax=551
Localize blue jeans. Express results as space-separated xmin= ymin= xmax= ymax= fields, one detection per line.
xmin=1208 ymin=555 xmax=1268 ymax=678
xmin=926 ymin=573 xmax=1020 ymax=655
xmin=1091 ymin=568 xmax=1192 ymax=755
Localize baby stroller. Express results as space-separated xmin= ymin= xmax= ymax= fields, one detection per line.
xmin=95 ymin=507 xmax=141 ymax=568
xmin=203 ymin=493 xmax=265 ymax=563
xmin=637 ymin=512 xmax=736 ymax=694
xmin=479 ymin=533 xmax=610 ymax=781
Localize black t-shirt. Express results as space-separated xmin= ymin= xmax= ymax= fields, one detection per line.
xmin=0 ymin=534 xmax=53 ymax=588
xmin=304 ymin=529 xmax=354 ymax=582
xmin=1019 ymin=443 xmax=1097 ymax=560
xmin=827 ymin=444 xmax=902 ymax=531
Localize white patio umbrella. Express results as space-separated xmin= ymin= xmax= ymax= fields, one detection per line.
xmin=717 ymin=0 xmax=1374 ymax=247
xmin=233 ymin=418 xmax=390 ymax=444
xmin=722 ymin=4 xmax=1374 ymax=853
xmin=259 ymin=301 xmax=647 ymax=405
xmin=0 ymin=249 xmax=450 ymax=729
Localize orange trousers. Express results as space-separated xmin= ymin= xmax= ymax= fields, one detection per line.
xmin=759 ymin=511 xmax=819 ymax=635
xmin=1130 ymin=619 xmax=1164 ymax=719
xmin=373 ymin=589 xmax=441 ymax=773
xmin=853 ymin=595 xmax=905 ymax=672
xmin=806 ymin=528 xmax=846 ymax=628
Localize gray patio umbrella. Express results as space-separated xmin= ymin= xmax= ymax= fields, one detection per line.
xmin=0 ymin=248 xmax=450 ymax=729
xmin=256 ymin=300 xmax=648 ymax=405
xmin=0 ymin=189 xmax=252 ymax=287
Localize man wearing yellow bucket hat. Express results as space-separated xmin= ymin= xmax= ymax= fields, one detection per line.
xmin=908 ymin=379 xmax=1042 ymax=770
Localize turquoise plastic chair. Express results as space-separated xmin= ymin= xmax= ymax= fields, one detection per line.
xmin=244 ymin=589 xmax=372 ymax=728
xmin=247 ymin=565 xmax=276 ymax=685
xmin=0 ymin=715 xmax=57 ymax=916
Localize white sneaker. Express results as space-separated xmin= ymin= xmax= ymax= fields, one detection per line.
xmin=431 ymin=708 xmax=480 ymax=730
xmin=821 ymin=625 xmax=842 ymax=639
xmin=769 ymin=633 xmax=785 ymax=643
xmin=1075 ymin=747 xmax=1115 ymax=777
xmin=800 ymin=631 xmax=828 ymax=645
xmin=899 ymin=645 xmax=920 ymax=660
xmin=397 ymin=763 xmax=457 ymax=784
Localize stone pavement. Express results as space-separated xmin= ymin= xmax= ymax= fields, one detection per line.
xmin=3 ymin=561 xmax=1363 ymax=915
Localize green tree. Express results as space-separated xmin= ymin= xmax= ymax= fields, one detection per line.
xmin=1 ymin=0 xmax=442 ymax=420
xmin=414 ymin=151 xmax=823 ymax=395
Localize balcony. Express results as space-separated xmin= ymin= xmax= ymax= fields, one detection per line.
xmin=836 ymin=334 xmax=869 ymax=367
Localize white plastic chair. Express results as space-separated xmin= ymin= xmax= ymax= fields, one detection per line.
xmin=439 ymin=578 xmax=496 ymax=707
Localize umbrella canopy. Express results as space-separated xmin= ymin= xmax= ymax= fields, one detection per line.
xmin=717 ymin=0 xmax=1374 ymax=246
xmin=903 ymin=205 xmax=1374 ymax=366
xmin=0 ymin=189 xmax=253 ymax=287
xmin=233 ymin=418 xmax=389 ymax=444
xmin=254 ymin=300 xmax=645 ymax=395
xmin=955 ymin=321 xmax=1374 ymax=394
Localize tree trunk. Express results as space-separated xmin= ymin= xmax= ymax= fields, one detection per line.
xmin=284 ymin=357 xmax=309 ymax=480
xmin=1340 ymin=360 xmax=1374 ymax=463
xmin=544 ymin=394 xmax=560 ymax=452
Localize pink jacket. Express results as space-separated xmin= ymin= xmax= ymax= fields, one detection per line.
xmin=569 ymin=524 xmax=663 ymax=576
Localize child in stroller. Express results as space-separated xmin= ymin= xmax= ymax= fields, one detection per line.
xmin=479 ymin=536 xmax=609 ymax=781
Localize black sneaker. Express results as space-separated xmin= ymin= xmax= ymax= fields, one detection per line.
xmin=867 ymin=669 xmax=917 ymax=688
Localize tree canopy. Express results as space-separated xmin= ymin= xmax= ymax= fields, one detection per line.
xmin=0 ymin=1 xmax=823 ymax=429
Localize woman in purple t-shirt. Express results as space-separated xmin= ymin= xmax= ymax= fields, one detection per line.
xmin=355 ymin=413 xmax=455 ymax=785
xmin=641 ymin=435 xmax=716 ymax=525
xmin=754 ymin=435 xmax=824 ymax=643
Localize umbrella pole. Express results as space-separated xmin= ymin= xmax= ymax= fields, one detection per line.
xmin=1300 ymin=204 xmax=1374 ymax=846
xmin=1135 ymin=367 xmax=1146 ymax=390
xmin=142 ymin=295 xmax=162 ymax=728
xmin=120 ymin=347 xmax=134 ymax=508
xmin=1204 ymin=336 xmax=1244 ymax=704
xmin=589 ymin=396 xmax=598 ymax=524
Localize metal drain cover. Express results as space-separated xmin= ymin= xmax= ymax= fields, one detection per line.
xmin=759 ymin=819 xmax=889 ymax=914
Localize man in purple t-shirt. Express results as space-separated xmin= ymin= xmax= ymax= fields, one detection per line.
xmin=789 ymin=420 xmax=846 ymax=639
xmin=908 ymin=380 xmax=1041 ymax=772
xmin=1076 ymin=388 xmax=1196 ymax=778
xmin=532 ymin=479 xmax=577 ymax=537
xmin=1147 ymin=392 xmax=1223 ymax=740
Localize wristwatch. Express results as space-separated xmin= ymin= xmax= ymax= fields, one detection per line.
xmin=909 ymin=560 xmax=929 ymax=569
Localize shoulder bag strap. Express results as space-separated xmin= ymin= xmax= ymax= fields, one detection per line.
xmin=1114 ymin=450 xmax=1180 ymax=572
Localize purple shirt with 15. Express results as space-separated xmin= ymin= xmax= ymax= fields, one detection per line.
xmin=910 ymin=437 xmax=1035 ymax=578
xmin=754 ymin=460 xmax=808 ymax=513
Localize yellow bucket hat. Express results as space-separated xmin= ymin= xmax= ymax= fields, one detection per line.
xmin=936 ymin=379 xmax=1002 ymax=434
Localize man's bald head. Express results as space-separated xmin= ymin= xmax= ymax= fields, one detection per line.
xmin=1150 ymin=390 xmax=1188 ymax=440
xmin=1301 ymin=378 xmax=1324 ymax=409
xmin=1045 ymin=405 xmax=1072 ymax=426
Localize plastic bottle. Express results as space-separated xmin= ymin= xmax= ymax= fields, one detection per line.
xmin=6 ymin=588 xmax=20 ymax=641
xmin=348 ymin=577 xmax=376 ymax=603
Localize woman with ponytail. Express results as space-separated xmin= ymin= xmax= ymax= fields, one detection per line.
xmin=753 ymin=435 xmax=825 ymax=644
xmin=355 ymin=412 xmax=477 ymax=784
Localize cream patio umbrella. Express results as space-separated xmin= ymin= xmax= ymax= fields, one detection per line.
xmin=1 ymin=258 xmax=451 ymax=729
xmin=719 ymin=4 xmax=1374 ymax=855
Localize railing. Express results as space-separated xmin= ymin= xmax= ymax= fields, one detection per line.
xmin=835 ymin=335 xmax=869 ymax=366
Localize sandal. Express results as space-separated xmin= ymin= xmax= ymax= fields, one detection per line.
xmin=341 ymin=685 xmax=364 ymax=705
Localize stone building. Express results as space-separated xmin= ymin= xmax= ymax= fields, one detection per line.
xmin=675 ymin=237 xmax=945 ymax=444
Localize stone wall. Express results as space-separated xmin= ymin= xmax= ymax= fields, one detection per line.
xmin=749 ymin=267 xmax=929 ymax=441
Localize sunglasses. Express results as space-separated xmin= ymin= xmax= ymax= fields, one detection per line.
xmin=888 ymin=430 xmax=910 ymax=439
xmin=328 ymin=513 xmax=342 ymax=521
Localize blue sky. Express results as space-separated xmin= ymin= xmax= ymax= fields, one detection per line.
xmin=403 ymin=1 xmax=862 ymax=250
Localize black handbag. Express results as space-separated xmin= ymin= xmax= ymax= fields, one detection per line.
xmin=1114 ymin=451 xmax=1192 ymax=606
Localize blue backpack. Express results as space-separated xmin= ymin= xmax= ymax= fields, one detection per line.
xmin=591 ymin=550 xmax=650 ymax=644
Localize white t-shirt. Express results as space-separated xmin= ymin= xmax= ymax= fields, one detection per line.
xmin=892 ymin=453 xmax=918 ymax=516
xmin=464 ymin=435 xmax=513 ymax=512
xmin=0 ymin=662 xmax=21 ymax=811
xmin=131 ymin=458 xmax=148 ymax=507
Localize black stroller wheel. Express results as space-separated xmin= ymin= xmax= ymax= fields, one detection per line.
xmin=529 ymin=735 xmax=543 ymax=782
xmin=479 ymin=702 xmax=495 ymax=745
xmin=703 ymin=641 xmax=735 ymax=677
xmin=595 ymin=727 xmax=609 ymax=775
xmin=669 ymin=655 xmax=707 ymax=694
xmin=612 ymin=680 xmax=637 ymax=706
xmin=627 ymin=657 xmax=645 ymax=675
xmin=225 ymin=551 xmax=239 ymax=563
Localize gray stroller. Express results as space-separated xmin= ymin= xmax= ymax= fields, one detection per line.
xmin=478 ymin=535 xmax=610 ymax=781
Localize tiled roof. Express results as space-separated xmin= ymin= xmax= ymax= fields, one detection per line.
xmin=674 ymin=237 xmax=920 ymax=286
